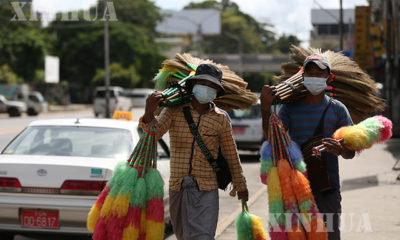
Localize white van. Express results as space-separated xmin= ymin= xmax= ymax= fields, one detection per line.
xmin=229 ymin=101 xmax=265 ymax=151
xmin=93 ymin=86 xmax=131 ymax=117
xmin=124 ymin=88 xmax=154 ymax=108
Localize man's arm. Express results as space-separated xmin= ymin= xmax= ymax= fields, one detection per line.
xmin=219 ymin=115 xmax=248 ymax=201
xmin=139 ymin=91 xmax=173 ymax=139
xmin=322 ymin=101 xmax=355 ymax=159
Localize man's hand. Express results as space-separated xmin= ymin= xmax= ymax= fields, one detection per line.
xmin=322 ymin=138 xmax=355 ymax=159
xmin=260 ymin=85 xmax=277 ymax=112
xmin=322 ymin=138 xmax=342 ymax=156
xmin=237 ymin=189 xmax=249 ymax=201
xmin=143 ymin=91 xmax=163 ymax=123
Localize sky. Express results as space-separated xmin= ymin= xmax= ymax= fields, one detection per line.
xmin=32 ymin=0 xmax=369 ymax=46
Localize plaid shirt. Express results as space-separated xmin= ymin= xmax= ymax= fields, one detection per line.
xmin=139 ymin=103 xmax=247 ymax=195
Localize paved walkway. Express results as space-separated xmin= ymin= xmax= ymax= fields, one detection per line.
xmin=166 ymin=138 xmax=400 ymax=240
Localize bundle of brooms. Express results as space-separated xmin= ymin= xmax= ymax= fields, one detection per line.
xmin=273 ymin=45 xmax=385 ymax=123
xmin=154 ymin=53 xmax=258 ymax=111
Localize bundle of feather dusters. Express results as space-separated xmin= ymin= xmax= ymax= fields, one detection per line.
xmin=274 ymin=45 xmax=385 ymax=123
xmin=153 ymin=53 xmax=258 ymax=112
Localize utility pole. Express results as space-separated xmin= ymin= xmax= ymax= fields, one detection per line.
xmin=384 ymin=0 xmax=392 ymax=119
xmin=104 ymin=0 xmax=111 ymax=118
xmin=390 ymin=0 xmax=399 ymax=136
xmin=339 ymin=0 xmax=344 ymax=50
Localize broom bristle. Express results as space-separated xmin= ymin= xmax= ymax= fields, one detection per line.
xmin=274 ymin=45 xmax=385 ymax=123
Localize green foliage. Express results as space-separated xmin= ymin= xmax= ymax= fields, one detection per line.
xmin=92 ymin=63 xmax=140 ymax=88
xmin=184 ymin=0 xmax=275 ymax=54
xmin=0 ymin=64 xmax=23 ymax=84
xmin=273 ymin=34 xmax=301 ymax=53
xmin=47 ymin=1 xmax=166 ymax=101
xmin=96 ymin=0 xmax=162 ymax=33
xmin=0 ymin=2 xmax=49 ymax=82
xmin=243 ymin=72 xmax=275 ymax=93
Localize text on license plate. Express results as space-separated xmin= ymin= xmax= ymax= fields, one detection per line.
xmin=21 ymin=209 xmax=59 ymax=229
xmin=232 ymin=127 xmax=245 ymax=135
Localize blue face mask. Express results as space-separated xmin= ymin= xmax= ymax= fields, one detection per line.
xmin=304 ymin=77 xmax=327 ymax=95
xmin=192 ymin=84 xmax=217 ymax=104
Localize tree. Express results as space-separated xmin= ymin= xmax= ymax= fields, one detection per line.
xmin=243 ymin=72 xmax=275 ymax=93
xmin=0 ymin=64 xmax=23 ymax=84
xmin=92 ymin=63 xmax=140 ymax=88
xmin=48 ymin=0 xmax=166 ymax=102
xmin=0 ymin=2 xmax=49 ymax=82
xmin=274 ymin=34 xmax=301 ymax=53
xmin=184 ymin=0 xmax=275 ymax=54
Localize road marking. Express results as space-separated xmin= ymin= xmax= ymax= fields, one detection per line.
xmin=0 ymin=127 xmax=24 ymax=136
xmin=215 ymin=185 xmax=266 ymax=238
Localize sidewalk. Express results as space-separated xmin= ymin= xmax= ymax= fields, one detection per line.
xmin=166 ymin=139 xmax=400 ymax=239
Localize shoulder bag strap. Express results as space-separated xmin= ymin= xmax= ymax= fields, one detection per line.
xmin=312 ymin=97 xmax=333 ymax=136
xmin=182 ymin=106 xmax=221 ymax=172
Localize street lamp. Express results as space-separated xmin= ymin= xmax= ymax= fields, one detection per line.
xmin=103 ymin=0 xmax=110 ymax=118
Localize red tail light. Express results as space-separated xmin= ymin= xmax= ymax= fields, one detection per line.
xmin=0 ymin=177 xmax=22 ymax=192
xmin=60 ymin=180 xmax=107 ymax=195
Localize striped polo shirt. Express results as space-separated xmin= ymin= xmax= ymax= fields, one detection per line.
xmin=278 ymin=95 xmax=353 ymax=189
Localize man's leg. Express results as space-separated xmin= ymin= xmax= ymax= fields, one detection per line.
xmin=171 ymin=176 xmax=218 ymax=240
xmin=169 ymin=189 xmax=184 ymax=240
xmin=313 ymin=189 xmax=342 ymax=240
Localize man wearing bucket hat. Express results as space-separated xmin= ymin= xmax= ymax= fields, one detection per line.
xmin=260 ymin=54 xmax=355 ymax=240
xmin=141 ymin=63 xmax=249 ymax=240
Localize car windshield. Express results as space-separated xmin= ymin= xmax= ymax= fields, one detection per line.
xmin=229 ymin=104 xmax=261 ymax=119
xmin=2 ymin=126 xmax=133 ymax=159
xmin=96 ymin=90 xmax=116 ymax=98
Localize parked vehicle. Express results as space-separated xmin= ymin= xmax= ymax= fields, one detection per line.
xmin=229 ymin=101 xmax=264 ymax=151
xmin=93 ymin=86 xmax=132 ymax=117
xmin=0 ymin=118 xmax=170 ymax=239
xmin=124 ymin=88 xmax=154 ymax=108
xmin=0 ymin=94 xmax=27 ymax=117
xmin=0 ymin=84 xmax=48 ymax=116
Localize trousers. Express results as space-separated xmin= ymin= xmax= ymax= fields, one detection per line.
xmin=169 ymin=176 xmax=219 ymax=240
xmin=313 ymin=189 xmax=342 ymax=240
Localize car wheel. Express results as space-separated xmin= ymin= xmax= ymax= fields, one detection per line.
xmin=8 ymin=107 xmax=21 ymax=117
xmin=27 ymin=108 xmax=38 ymax=116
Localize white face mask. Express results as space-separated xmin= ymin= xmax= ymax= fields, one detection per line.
xmin=192 ymin=84 xmax=217 ymax=104
xmin=304 ymin=77 xmax=327 ymax=95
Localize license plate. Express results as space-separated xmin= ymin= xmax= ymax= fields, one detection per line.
xmin=21 ymin=209 xmax=59 ymax=229
xmin=232 ymin=127 xmax=245 ymax=135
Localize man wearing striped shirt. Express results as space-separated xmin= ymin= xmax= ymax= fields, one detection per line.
xmin=260 ymin=54 xmax=355 ymax=240
xmin=141 ymin=64 xmax=248 ymax=240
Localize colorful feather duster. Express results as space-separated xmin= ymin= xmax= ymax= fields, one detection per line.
xmin=261 ymin=114 xmax=327 ymax=240
xmin=87 ymin=127 xmax=165 ymax=240
xmin=236 ymin=200 xmax=268 ymax=240
xmin=313 ymin=115 xmax=392 ymax=156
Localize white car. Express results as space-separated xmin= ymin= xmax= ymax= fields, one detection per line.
xmin=93 ymin=86 xmax=132 ymax=117
xmin=0 ymin=118 xmax=170 ymax=239
xmin=124 ymin=88 xmax=154 ymax=108
xmin=229 ymin=102 xmax=265 ymax=151
xmin=0 ymin=94 xmax=27 ymax=117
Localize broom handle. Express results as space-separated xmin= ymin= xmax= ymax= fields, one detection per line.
xmin=312 ymin=138 xmax=344 ymax=157
xmin=241 ymin=200 xmax=249 ymax=212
